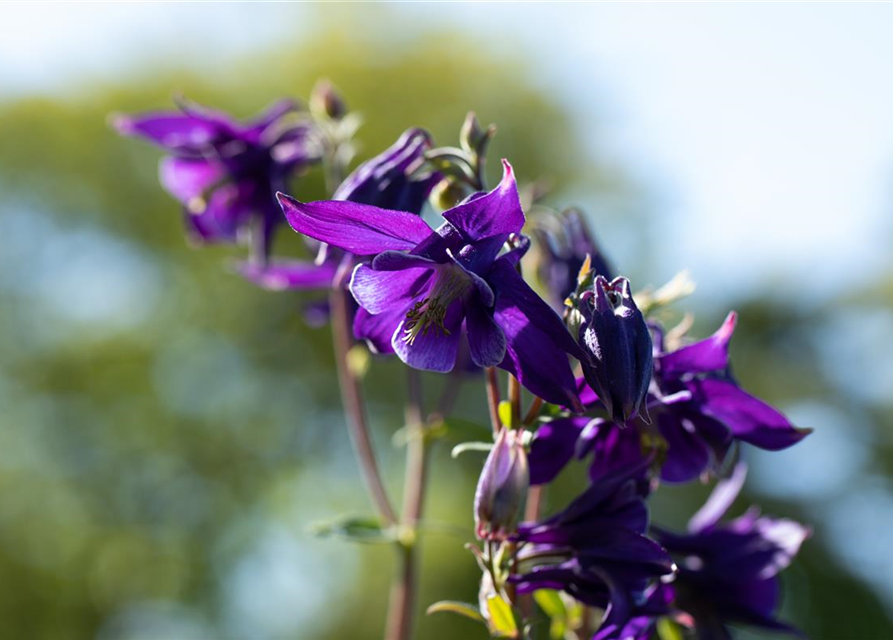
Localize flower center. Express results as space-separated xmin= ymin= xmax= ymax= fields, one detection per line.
xmin=402 ymin=267 xmax=470 ymax=345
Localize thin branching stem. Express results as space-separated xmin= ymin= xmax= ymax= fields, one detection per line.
xmin=329 ymin=288 xmax=397 ymax=525
xmin=386 ymin=369 xmax=429 ymax=640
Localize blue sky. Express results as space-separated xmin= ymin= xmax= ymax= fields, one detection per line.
xmin=2 ymin=3 xmax=892 ymax=304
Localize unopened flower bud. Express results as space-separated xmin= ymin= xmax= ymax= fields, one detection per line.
xmin=430 ymin=178 xmax=469 ymax=211
xmin=474 ymin=428 xmax=529 ymax=541
xmin=459 ymin=111 xmax=494 ymax=157
xmin=578 ymin=275 xmax=653 ymax=424
xmin=310 ymin=79 xmax=347 ymax=120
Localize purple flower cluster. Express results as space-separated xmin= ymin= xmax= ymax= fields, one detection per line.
xmin=277 ymin=134 xmax=811 ymax=634
xmin=607 ymin=464 xmax=810 ymax=640
xmin=116 ymin=93 xmax=812 ymax=640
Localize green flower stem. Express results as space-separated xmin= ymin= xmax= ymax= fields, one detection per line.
xmin=329 ymin=287 xmax=397 ymax=526
xmin=386 ymin=368 xmax=429 ymax=640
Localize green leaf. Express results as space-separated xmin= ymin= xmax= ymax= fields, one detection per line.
xmin=451 ymin=441 xmax=494 ymax=458
xmin=498 ymin=400 xmax=513 ymax=428
xmin=308 ymin=515 xmax=395 ymax=544
xmin=656 ymin=617 xmax=684 ymax=640
xmin=426 ymin=600 xmax=485 ymax=624
xmin=533 ymin=590 xmax=567 ymax=640
xmin=486 ymin=594 xmax=518 ymax=638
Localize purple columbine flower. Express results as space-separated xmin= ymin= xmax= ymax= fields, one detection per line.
xmin=509 ymin=461 xmax=674 ymax=635
xmin=530 ymin=312 xmax=812 ymax=485
xmin=646 ymin=464 xmax=810 ymax=640
xmin=113 ymin=98 xmax=318 ymax=257
xmin=531 ymin=208 xmax=613 ymax=309
xmin=578 ymin=275 xmax=654 ymax=425
xmin=646 ymin=312 xmax=812 ymax=482
xmin=279 ymin=160 xmax=584 ymax=408
xmin=237 ymin=128 xmax=439 ymax=295
xmin=474 ymin=427 xmax=529 ymax=541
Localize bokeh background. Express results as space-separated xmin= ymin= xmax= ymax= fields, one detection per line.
xmin=1 ymin=4 xmax=891 ymax=639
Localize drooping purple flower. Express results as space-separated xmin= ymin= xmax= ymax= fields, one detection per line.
xmin=509 ymin=461 xmax=674 ymax=634
xmin=333 ymin=128 xmax=440 ymax=212
xmin=577 ymin=276 xmax=653 ymax=424
xmin=279 ymin=160 xmax=584 ymax=408
xmin=646 ymin=312 xmax=811 ymax=482
xmin=474 ymin=427 xmax=529 ymax=541
xmin=649 ymin=464 xmax=810 ymax=640
xmin=114 ymin=97 xmax=318 ymax=256
xmin=236 ymin=128 xmax=439 ymax=296
xmin=534 ymin=313 xmax=812 ymax=484
xmin=531 ymin=208 xmax=613 ymax=309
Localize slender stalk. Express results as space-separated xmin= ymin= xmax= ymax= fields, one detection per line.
xmin=524 ymin=486 xmax=543 ymax=523
xmin=485 ymin=367 xmax=502 ymax=436
xmin=578 ymin=607 xmax=593 ymax=640
xmin=522 ymin=396 xmax=544 ymax=426
xmin=499 ymin=374 xmax=525 ymax=606
xmin=248 ymin=216 xmax=270 ymax=268
xmin=504 ymin=540 xmax=518 ymax=604
xmin=508 ymin=374 xmax=521 ymax=429
xmin=329 ymin=287 xmax=397 ymax=525
xmin=385 ymin=369 xmax=429 ymax=640
xmin=519 ymin=486 xmax=543 ymax=620
xmin=401 ymin=369 xmax=427 ymax=525
xmin=386 ymin=543 xmax=416 ymax=640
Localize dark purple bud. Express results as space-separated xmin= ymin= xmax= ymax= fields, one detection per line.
xmin=578 ymin=275 xmax=653 ymax=424
xmin=474 ymin=428 xmax=529 ymax=541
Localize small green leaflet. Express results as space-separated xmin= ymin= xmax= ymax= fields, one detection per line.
xmin=486 ymin=594 xmax=519 ymax=638
xmin=425 ymin=600 xmax=485 ymax=624
xmin=451 ymin=441 xmax=494 ymax=458
xmin=308 ymin=515 xmax=395 ymax=544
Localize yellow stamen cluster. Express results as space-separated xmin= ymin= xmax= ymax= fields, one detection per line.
xmin=403 ymin=298 xmax=450 ymax=345
xmin=401 ymin=266 xmax=471 ymax=345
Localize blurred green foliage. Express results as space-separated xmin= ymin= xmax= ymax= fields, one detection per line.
xmin=0 ymin=15 xmax=891 ymax=640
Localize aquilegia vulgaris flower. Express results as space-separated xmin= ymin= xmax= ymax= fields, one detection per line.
xmin=510 ymin=460 xmax=675 ymax=636
xmin=114 ymin=97 xmax=319 ymax=257
xmin=527 ymin=310 xmax=811 ymax=486
xmin=280 ymin=160 xmax=585 ymax=408
xmin=610 ymin=464 xmax=810 ymax=640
